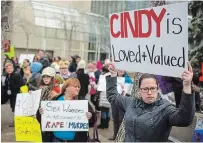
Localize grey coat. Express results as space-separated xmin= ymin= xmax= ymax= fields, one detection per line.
xmin=106 ymin=76 xmax=195 ymax=142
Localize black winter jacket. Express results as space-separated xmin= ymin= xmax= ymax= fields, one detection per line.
xmin=106 ymin=76 xmax=195 ymax=142
xmin=3 ymin=72 xmax=24 ymax=111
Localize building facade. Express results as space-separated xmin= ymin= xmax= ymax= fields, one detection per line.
xmin=2 ymin=1 xmax=109 ymax=64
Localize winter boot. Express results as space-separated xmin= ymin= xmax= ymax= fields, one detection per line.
xmin=98 ymin=118 xmax=105 ymax=129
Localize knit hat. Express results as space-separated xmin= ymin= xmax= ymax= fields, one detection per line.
xmin=77 ymin=60 xmax=86 ymax=70
xmin=30 ymin=62 xmax=43 ymax=73
xmin=42 ymin=67 xmax=56 ymax=77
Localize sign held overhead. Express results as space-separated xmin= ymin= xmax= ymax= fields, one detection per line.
xmin=109 ymin=3 xmax=188 ymax=77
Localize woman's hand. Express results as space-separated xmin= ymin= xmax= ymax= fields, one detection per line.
xmin=182 ymin=62 xmax=193 ymax=94
xmin=39 ymin=107 xmax=44 ymax=115
xmin=86 ymin=112 xmax=92 ymax=120
xmin=107 ymin=63 xmax=117 ymax=77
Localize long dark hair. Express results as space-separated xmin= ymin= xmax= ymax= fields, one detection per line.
xmin=40 ymin=76 xmax=55 ymax=87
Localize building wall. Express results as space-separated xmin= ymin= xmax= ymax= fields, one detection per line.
xmin=4 ymin=1 xmax=93 ymax=62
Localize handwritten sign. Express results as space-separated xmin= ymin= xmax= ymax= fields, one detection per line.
xmin=15 ymin=116 xmax=42 ymax=142
xmin=41 ymin=100 xmax=88 ymax=131
xmin=19 ymin=54 xmax=35 ymax=64
xmin=109 ymin=3 xmax=188 ymax=77
xmin=97 ymin=75 xmax=125 ymax=94
xmin=15 ymin=89 xmax=41 ymax=116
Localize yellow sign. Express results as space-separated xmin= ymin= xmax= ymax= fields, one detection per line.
xmin=4 ymin=46 xmax=15 ymax=58
xmin=15 ymin=116 xmax=42 ymax=142
xmin=20 ymin=85 xmax=29 ymax=93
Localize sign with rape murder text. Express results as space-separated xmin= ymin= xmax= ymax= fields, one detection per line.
xmin=109 ymin=3 xmax=188 ymax=78
xmin=41 ymin=100 xmax=88 ymax=131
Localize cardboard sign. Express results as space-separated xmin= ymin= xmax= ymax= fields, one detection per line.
xmin=19 ymin=54 xmax=35 ymax=64
xmin=4 ymin=46 xmax=15 ymax=58
xmin=109 ymin=3 xmax=188 ymax=77
xmin=41 ymin=100 xmax=88 ymax=131
xmin=15 ymin=89 xmax=41 ymax=116
xmin=15 ymin=116 xmax=42 ymax=142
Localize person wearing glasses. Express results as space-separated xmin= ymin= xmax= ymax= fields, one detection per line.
xmin=106 ymin=62 xmax=195 ymax=142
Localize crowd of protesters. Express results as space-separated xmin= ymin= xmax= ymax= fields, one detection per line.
xmin=1 ymin=49 xmax=203 ymax=142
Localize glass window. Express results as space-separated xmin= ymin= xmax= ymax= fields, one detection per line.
xmin=65 ymin=15 xmax=72 ymax=21
xmin=35 ymin=26 xmax=45 ymax=37
xmin=44 ymin=6 xmax=62 ymax=14
xmin=46 ymin=28 xmax=56 ymax=38
xmin=35 ymin=17 xmax=46 ymax=27
xmin=31 ymin=3 xmax=44 ymax=11
xmin=45 ymin=12 xmax=63 ymax=20
xmin=57 ymin=29 xmax=65 ymax=39
xmin=34 ymin=10 xmax=45 ymax=18
xmin=88 ymin=52 xmax=96 ymax=62
xmin=46 ymin=19 xmax=64 ymax=29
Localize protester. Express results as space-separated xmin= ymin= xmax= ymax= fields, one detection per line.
xmin=106 ymin=62 xmax=195 ymax=142
xmin=98 ymin=65 xmax=111 ymax=129
xmin=20 ymin=59 xmax=30 ymax=77
xmin=2 ymin=61 xmax=24 ymax=127
xmin=59 ymin=60 xmax=71 ymax=80
xmin=38 ymin=50 xmax=50 ymax=70
xmin=68 ymin=56 xmax=78 ymax=72
xmin=39 ymin=78 xmax=95 ymax=142
xmin=95 ymin=61 xmax=102 ymax=84
xmin=87 ymin=63 xmax=97 ymax=105
xmin=76 ymin=60 xmax=89 ymax=100
xmin=28 ymin=62 xmax=43 ymax=91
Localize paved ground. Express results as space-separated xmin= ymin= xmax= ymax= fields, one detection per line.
xmin=1 ymin=103 xmax=113 ymax=142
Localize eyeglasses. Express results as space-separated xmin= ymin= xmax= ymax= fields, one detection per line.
xmin=140 ymin=87 xmax=158 ymax=93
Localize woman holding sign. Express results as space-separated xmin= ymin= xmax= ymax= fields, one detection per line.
xmin=106 ymin=62 xmax=195 ymax=142
xmin=39 ymin=78 xmax=95 ymax=142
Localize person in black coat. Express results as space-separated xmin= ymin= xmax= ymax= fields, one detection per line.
xmin=76 ymin=60 xmax=90 ymax=100
xmin=68 ymin=56 xmax=78 ymax=73
xmin=2 ymin=61 xmax=25 ymax=127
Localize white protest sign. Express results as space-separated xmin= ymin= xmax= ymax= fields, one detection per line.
xmin=19 ymin=54 xmax=35 ymax=64
xmin=124 ymin=83 xmax=133 ymax=95
xmin=41 ymin=100 xmax=88 ymax=131
xmin=15 ymin=89 xmax=42 ymax=116
xmin=109 ymin=3 xmax=188 ymax=78
xmin=97 ymin=75 xmax=125 ymax=94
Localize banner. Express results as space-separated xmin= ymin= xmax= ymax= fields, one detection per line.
xmin=41 ymin=100 xmax=88 ymax=131
xmin=15 ymin=116 xmax=42 ymax=142
xmin=15 ymin=89 xmax=41 ymax=116
xmin=109 ymin=3 xmax=188 ymax=77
